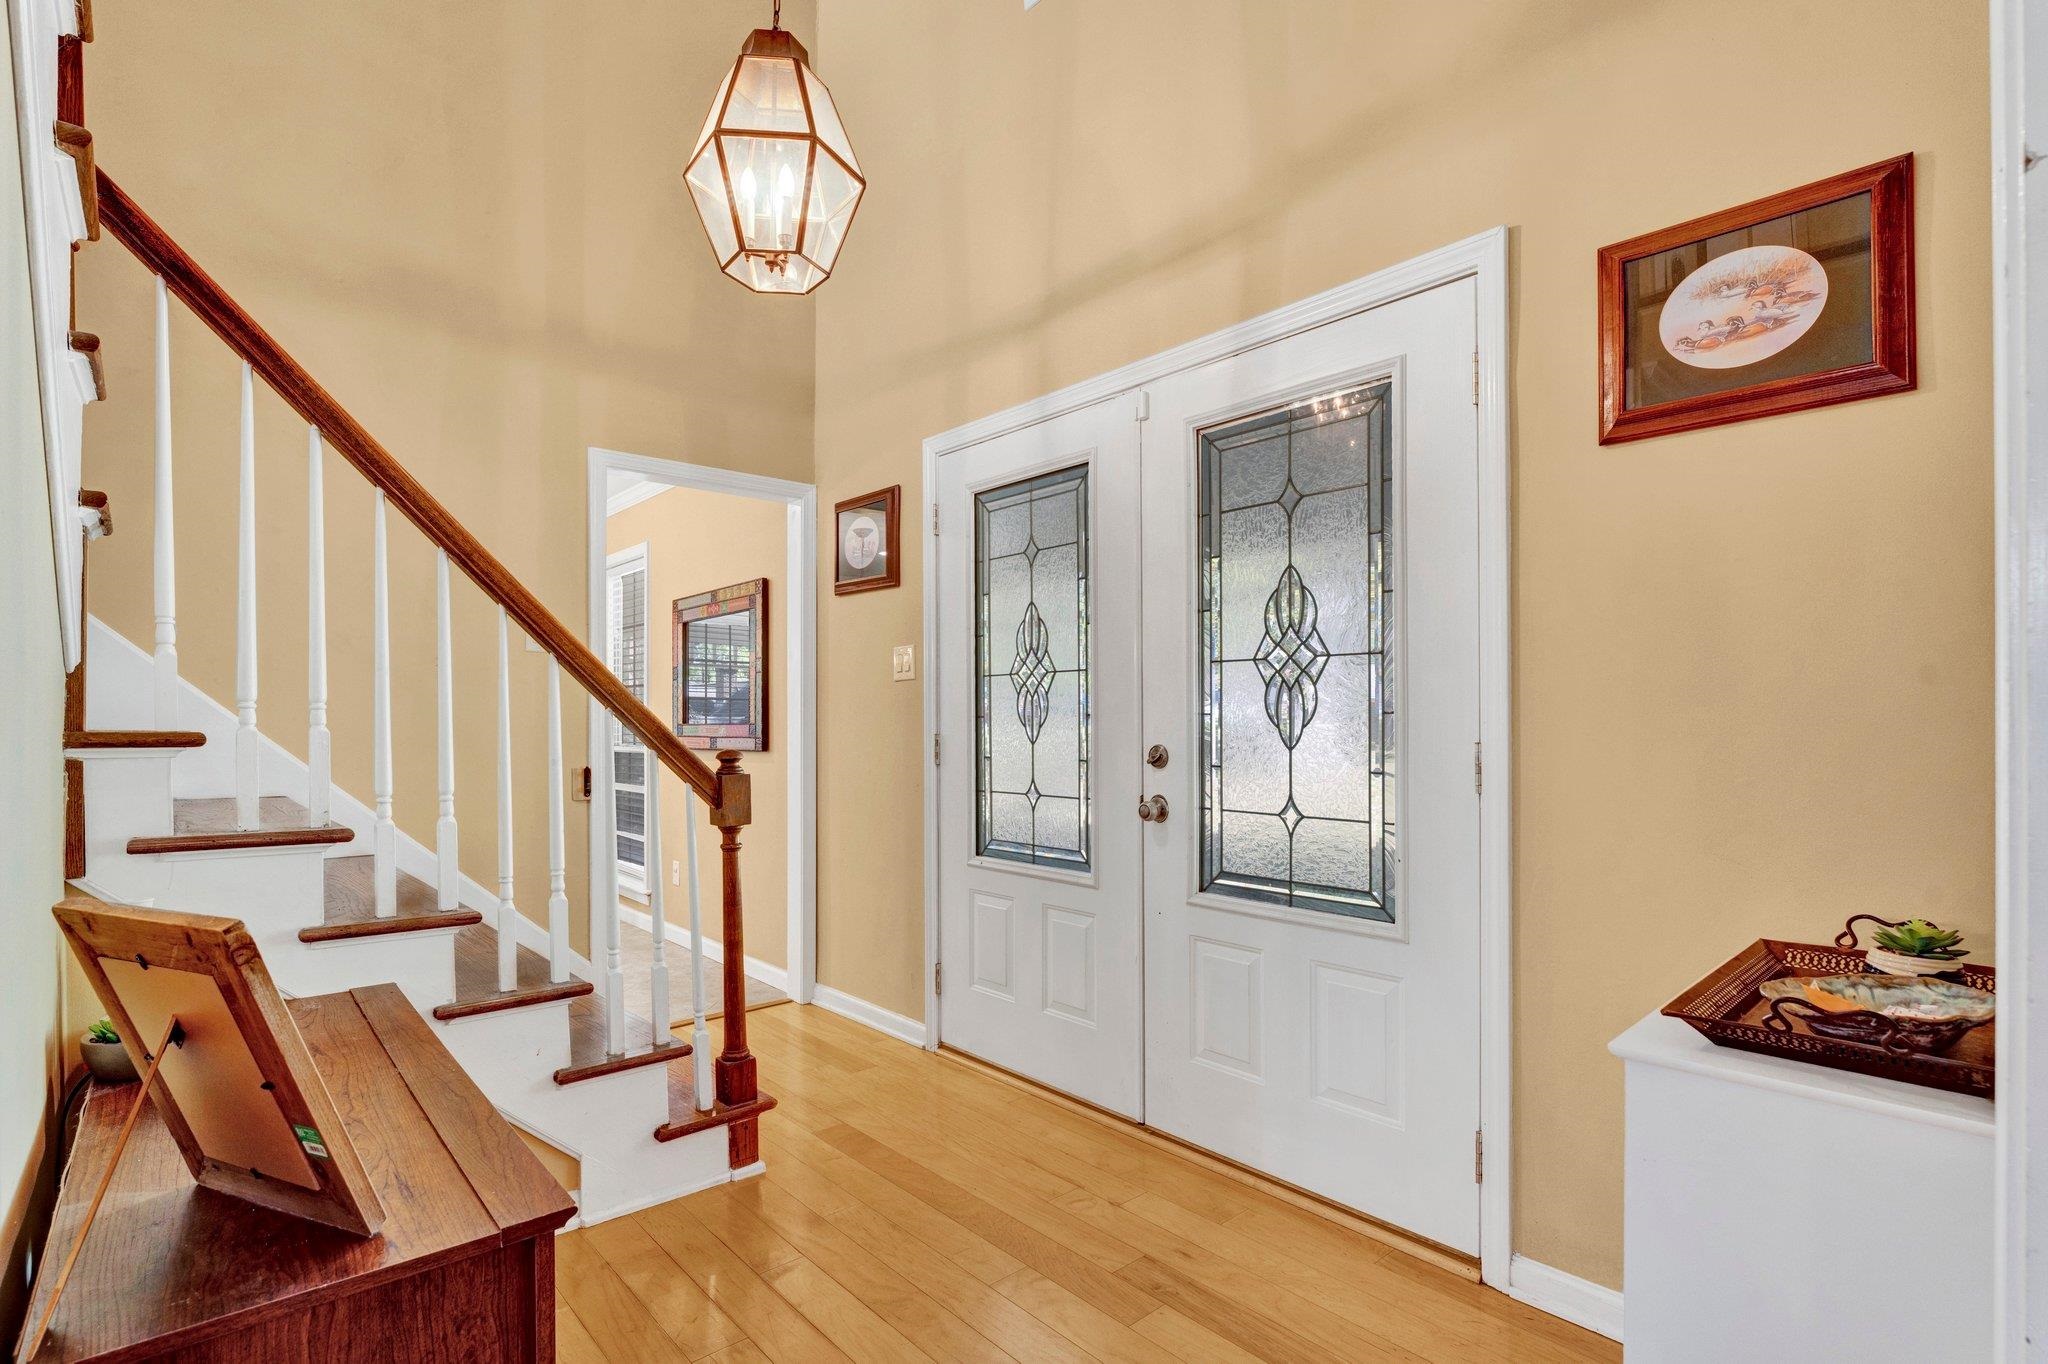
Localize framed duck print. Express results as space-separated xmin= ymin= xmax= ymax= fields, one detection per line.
xmin=834 ymin=485 xmax=900 ymax=594
xmin=1597 ymin=154 xmax=1915 ymax=444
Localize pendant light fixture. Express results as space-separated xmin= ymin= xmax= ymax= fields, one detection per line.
xmin=683 ymin=0 xmax=864 ymax=295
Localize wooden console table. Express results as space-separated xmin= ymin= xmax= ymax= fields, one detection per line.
xmin=19 ymin=984 xmax=575 ymax=1362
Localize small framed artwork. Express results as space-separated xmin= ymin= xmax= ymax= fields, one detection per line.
xmin=1597 ymin=154 xmax=1915 ymax=444
xmin=673 ymin=578 xmax=768 ymax=752
xmin=834 ymin=485 xmax=900 ymax=594
xmin=54 ymin=898 xmax=385 ymax=1236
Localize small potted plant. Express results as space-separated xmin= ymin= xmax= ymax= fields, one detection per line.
xmin=1863 ymin=919 xmax=1969 ymax=978
xmin=80 ymin=1018 xmax=139 ymax=1084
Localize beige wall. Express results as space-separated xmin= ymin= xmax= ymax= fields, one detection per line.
xmin=608 ymin=485 xmax=789 ymax=967
xmin=0 ymin=22 xmax=70 ymax=1328
xmin=63 ymin=0 xmax=1996 ymax=1295
xmin=808 ymin=1 xmax=1993 ymax=1288
xmin=75 ymin=0 xmax=816 ymax=957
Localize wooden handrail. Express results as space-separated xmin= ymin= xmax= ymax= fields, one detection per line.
xmin=94 ymin=169 xmax=724 ymax=810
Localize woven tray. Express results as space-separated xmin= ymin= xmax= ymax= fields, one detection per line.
xmin=1662 ymin=924 xmax=1995 ymax=1099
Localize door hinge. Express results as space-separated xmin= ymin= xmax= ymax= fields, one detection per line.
xmin=934 ymin=961 xmax=943 ymax=996
xmin=1474 ymin=1129 xmax=1484 ymax=1183
xmin=1134 ymin=389 xmax=1150 ymax=422
xmin=933 ymin=732 xmax=941 ymax=766
xmin=1473 ymin=741 xmax=1483 ymax=795
xmin=932 ymin=502 xmax=940 ymax=536
xmin=1472 ymin=350 xmax=1481 ymax=405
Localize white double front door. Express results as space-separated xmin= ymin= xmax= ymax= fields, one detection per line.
xmin=934 ymin=278 xmax=1483 ymax=1253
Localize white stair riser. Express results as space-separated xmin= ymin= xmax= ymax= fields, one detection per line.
xmin=579 ymin=1128 xmax=731 ymax=1223
xmin=73 ymin=751 xmax=175 ymax=903
xmin=432 ymin=998 xmax=574 ymax=1071
xmin=144 ymin=846 xmax=329 ymax=923
xmin=271 ymin=930 xmax=459 ymax=1013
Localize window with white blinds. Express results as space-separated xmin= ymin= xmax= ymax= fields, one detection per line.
xmin=606 ymin=546 xmax=650 ymax=894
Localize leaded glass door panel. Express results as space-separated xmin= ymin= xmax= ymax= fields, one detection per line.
xmin=934 ymin=397 xmax=1146 ymax=1118
xmin=1198 ymin=385 xmax=1397 ymax=922
xmin=1140 ymin=279 xmax=1484 ymax=1253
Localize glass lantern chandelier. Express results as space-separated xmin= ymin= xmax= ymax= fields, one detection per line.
xmin=684 ymin=2 xmax=864 ymax=295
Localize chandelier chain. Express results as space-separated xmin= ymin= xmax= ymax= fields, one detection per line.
xmin=771 ymin=0 xmax=781 ymax=30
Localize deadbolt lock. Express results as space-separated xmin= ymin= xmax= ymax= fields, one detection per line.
xmin=1145 ymin=744 xmax=1169 ymax=769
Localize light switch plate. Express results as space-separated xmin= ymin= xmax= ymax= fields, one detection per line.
xmin=892 ymin=645 xmax=916 ymax=681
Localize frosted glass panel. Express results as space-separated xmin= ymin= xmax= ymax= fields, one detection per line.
xmin=1199 ymin=384 xmax=1395 ymax=922
xmin=977 ymin=466 xmax=1090 ymax=871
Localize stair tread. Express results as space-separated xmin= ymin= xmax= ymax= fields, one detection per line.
xmin=127 ymin=796 xmax=356 ymax=854
xmin=300 ymin=855 xmax=482 ymax=942
xmin=65 ymin=729 xmax=205 ymax=749
xmin=655 ymin=1068 xmax=776 ymax=1143
xmin=433 ymin=922 xmax=593 ymax=1019
xmin=555 ymin=994 xmax=690 ymax=1084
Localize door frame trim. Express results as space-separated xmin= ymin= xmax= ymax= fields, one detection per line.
xmin=585 ymin=446 xmax=820 ymax=1006
xmin=919 ymin=227 xmax=1514 ymax=1286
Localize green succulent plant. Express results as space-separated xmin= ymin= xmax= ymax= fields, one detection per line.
xmin=1872 ymin=919 xmax=1967 ymax=961
xmin=85 ymin=1018 xmax=120 ymax=1045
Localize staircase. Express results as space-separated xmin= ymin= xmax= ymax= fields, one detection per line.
xmin=29 ymin=1 xmax=773 ymax=1225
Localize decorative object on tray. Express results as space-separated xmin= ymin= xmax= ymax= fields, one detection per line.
xmin=834 ymin=485 xmax=900 ymax=594
xmin=1838 ymin=913 xmax=1970 ymax=977
xmin=673 ymin=577 xmax=769 ymax=752
xmin=1597 ymin=154 xmax=1915 ymax=444
xmin=1662 ymin=915 xmax=1994 ymax=1098
xmin=80 ymin=1016 xmax=138 ymax=1084
xmin=1758 ymin=974 xmax=1995 ymax=1056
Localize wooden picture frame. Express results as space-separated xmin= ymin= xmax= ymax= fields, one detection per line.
xmin=53 ymin=898 xmax=385 ymax=1236
xmin=1597 ymin=154 xmax=1915 ymax=444
xmin=674 ymin=577 xmax=769 ymax=752
xmin=834 ymin=485 xmax=901 ymax=594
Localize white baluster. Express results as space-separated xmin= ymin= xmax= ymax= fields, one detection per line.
xmin=496 ymin=609 xmax=517 ymax=992
xmin=234 ymin=364 xmax=260 ymax=829
xmin=435 ymin=551 xmax=459 ymax=910
xmin=546 ymin=663 xmax=571 ymax=983
xmin=306 ymin=427 xmax=330 ymax=824
xmin=371 ymin=492 xmax=396 ymax=916
xmin=599 ymin=709 xmax=625 ymax=1054
xmin=151 ymin=276 xmax=178 ymax=726
xmin=648 ymin=776 xmax=669 ymax=1041
xmin=685 ymin=789 xmax=712 ymax=1110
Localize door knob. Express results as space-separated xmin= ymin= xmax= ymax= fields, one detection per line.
xmin=1138 ymin=795 xmax=1169 ymax=823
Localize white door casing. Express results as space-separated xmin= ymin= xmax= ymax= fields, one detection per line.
xmin=921 ymin=229 xmax=1511 ymax=1275
xmin=934 ymin=397 xmax=1147 ymax=1117
xmin=1139 ymin=280 xmax=1482 ymax=1254
xmin=606 ymin=542 xmax=651 ymax=900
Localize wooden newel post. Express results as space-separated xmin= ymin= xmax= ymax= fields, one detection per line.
xmin=709 ymin=750 xmax=760 ymax=1165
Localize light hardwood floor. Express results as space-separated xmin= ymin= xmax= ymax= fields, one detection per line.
xmin=555 ymin=1004 xmax=1619 ymax=1363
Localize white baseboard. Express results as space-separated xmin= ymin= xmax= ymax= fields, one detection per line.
xmin=1505 ymin=1254 xmax=1622 ymax=1343
xmin=812 ymin=984 xmax=928 ymax=1048
xmin=615 ymin=902 xmax=789 ymax=995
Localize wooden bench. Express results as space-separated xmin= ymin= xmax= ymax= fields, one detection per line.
xmin=20 ymin=984 xmax=574 ymax=1362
